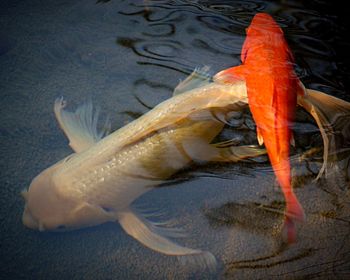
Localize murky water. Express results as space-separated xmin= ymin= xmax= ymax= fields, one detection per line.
xmin=1 ymin=0 xmax=349 ymax=279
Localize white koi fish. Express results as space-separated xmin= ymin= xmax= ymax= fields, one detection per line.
xmin=21 ymin=68 xmax=266 ymax=269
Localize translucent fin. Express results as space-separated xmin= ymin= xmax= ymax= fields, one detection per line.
xmin=298 ymin=87 xmax=350 ymax=179
xmin=118 ymin=208 xmax=217 ymax=270
xmin=173 ymin=66 xmax=211 ymax=96
xmin=213 ymin=65 xmax=246 ymax=84
xmin=212 ymin=138 xmax=241 ymax=148
xmin=257 ymin=128 xmax=264 ymax=146
xmin=183 ymin=138 xmax=266 ymax=162
xmin=54 ymin=97 xmax=111 ymax=153
xmin=213 ymin=145 xmax=267 ymax=162
xmin=290 ymin=133 xmax=295 ymax=147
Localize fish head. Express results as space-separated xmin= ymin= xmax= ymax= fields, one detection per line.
xmin=22 ymin=156 xmax=114 ymax=231
xmin=241 ymin=13 xmax=284 ymax=63
xmin=246 ymin=13 xmax=283 ymax=36
xmin=214 ymin=14 xmax=286 ymax=83
xmin=22 ymin=157 xmax=79 ymax=231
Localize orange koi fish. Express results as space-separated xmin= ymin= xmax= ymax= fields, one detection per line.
xmin=214 ymin=13 xmax=329 ymax=243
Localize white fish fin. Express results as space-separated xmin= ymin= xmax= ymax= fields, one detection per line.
xmin=212 ymin=138 xmax=240 ymax=147
xmin=118 ymin=208 xmax=217 ymax=270
xmin=298 ymin=87 xmax=350 ymax=179
xmin=257 ymin=127 xmax=264 ymax=146
xmin=54 ymin=97 xmax=111 ymax=153
xmin=212 ymin=145 xmax=267 ymax=162
xmin=173 ymin=66 xmax=212 ymax=96
xmin=183 ymin=138 xmax=266 ymax=162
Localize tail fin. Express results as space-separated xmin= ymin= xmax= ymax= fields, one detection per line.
xmin=118 ymin=208 xmax=217 ymax=271
xmin=298 ymin=88 xmax=350 ymax=179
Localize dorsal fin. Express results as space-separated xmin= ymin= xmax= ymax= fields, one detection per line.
xmin=173 ymin=66 xmax=212 ymax=96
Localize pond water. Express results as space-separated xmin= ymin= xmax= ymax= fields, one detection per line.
xmin=1 ymin=0 xmax=349 ymax=279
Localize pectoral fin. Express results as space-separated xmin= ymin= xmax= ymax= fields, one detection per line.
xmin=213 ymin=65 xmax=246 ymax=84
xmin=182 ymin=138 xmax=266 ymax=162
xmin=54 ymin=97 xmax=111 ymax=153
xmin=297 ymin=86 xmax=350 ymax=179
xmin=118 ymin=208 xmax=216 ymax=270
xmin=211 ymin=144 xmax=267 ymax=162
xmin=256 ymin=127 xmax=264 ymax=146
xmin=290 ymin=133 xmax=295 ymax=147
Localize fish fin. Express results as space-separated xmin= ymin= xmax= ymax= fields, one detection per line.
xmin=211 ymin=145 xmax=267 ymax=162
xmin=173 ymin=66 xmax=212 ymax=96
xmin=54 ymin=97 xmax=111 ymax=153
xmin=183 ymin=138 xmax=266 ymax=162
xmin=118 ymin=208 xmax=217 ymax=270
xmin=290 ymin=133 xmax=295 ymax=147
xmin=213 ymin=65 xmax=246 ymax=84
xmin=298 ymin=87 xmax=350 ymax=179
xmin=212 ymin=138 xmax=240 ymax=148
xmin=257 ymin=128 xmax=264 ymax=146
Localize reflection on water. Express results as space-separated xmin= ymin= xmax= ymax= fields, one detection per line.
xmin=1 ymin=0 xmax=350 ymax=279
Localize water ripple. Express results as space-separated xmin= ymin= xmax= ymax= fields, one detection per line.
xmin=197 ymin=15 xmax=245 ymax=35
xmin=142 ymin=23 xmax=175 ymax=37
xmin=2 ymin=0 xmax=350 ymax=279
xmin=116 ymin=36 xmax=187 ymax=68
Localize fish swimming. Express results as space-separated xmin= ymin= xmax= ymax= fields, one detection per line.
xmin=214 ymin=13 xmax=350 ymax=242
xmin=21 ymin=68 xmax=265 ymax=269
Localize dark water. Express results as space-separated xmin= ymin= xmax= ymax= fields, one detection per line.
xmin=1 ymin=0 xmax=350 ymax=279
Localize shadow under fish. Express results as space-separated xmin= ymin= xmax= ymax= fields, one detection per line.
xmin=204 ymin=201 xmax=285 ymax=236
xmin=204 ymin=201 xmax=319 ymax=275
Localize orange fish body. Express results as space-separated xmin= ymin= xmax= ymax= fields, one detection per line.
xmin=215 ymin=13 xmax=305 ymax=242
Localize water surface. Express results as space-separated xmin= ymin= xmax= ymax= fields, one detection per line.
xmin=1 ymin=0 xmax=349 ymax=279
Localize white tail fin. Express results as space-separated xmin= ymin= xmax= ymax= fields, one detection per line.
xmin=118 ymin=208 xmax=217 ymax=271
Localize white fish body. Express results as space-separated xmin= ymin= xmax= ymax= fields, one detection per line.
xmin=22 ymin=68 xmax=264 ymax=269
